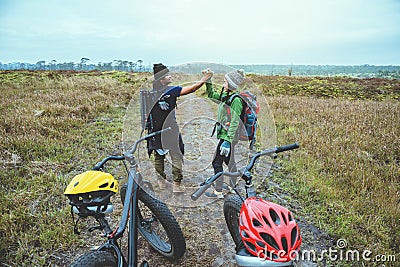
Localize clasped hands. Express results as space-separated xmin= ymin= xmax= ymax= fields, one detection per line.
xmin=201 ymin=68 xmax=214 ymax=82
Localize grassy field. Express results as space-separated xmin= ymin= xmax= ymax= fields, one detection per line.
xmin=1 ymin=70 xmax=399 ymax=266
xmin=253 ymin=75 xmax=400 ymax=266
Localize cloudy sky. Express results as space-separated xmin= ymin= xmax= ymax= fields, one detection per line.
xmin=0 ymin=0 xmax=399 ymax=66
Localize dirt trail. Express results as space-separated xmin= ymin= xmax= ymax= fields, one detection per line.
xmin=134 ymin=93 xmax=333 ymax=266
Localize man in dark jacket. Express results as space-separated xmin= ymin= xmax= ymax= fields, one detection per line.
xmin=147 ymin=63 xmax=212 ymax=193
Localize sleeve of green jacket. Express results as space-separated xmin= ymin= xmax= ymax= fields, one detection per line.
xmin=205 ymin=81 xmax=221 ymax=100
xmin=226 ymin=96 xmax=243 ymax=143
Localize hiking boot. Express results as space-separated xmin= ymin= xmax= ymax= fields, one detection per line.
xmin=158 ymin=179 xmax=167 ymax=190
xmin=205 ymin=189 xmax=224 ymax=199
xmin=173 ymin=181 xmax=184 ymax=193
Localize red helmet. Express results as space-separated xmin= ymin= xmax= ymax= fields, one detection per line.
xmin=239 ymin=197 xmax=302 ymax=262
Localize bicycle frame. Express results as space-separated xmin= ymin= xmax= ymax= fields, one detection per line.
xmin=84 ymin=128 xmax=172 ymax=267
xmin=92 ymin=156 xmax=141 ymax=267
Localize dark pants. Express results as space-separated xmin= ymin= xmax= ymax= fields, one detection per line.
xmin=154 ymin=150 xmax=183 ymax=183
xmin=212 ymin=139 xmax=237 ymax=191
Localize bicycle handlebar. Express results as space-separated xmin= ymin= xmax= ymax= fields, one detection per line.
xmin=191 ymin=142 xmax=299 ymax=201
xmin=126 ymin=127 xmax=172 ymax=156
xmin=92 ymin=127 xmax=172 ymax=170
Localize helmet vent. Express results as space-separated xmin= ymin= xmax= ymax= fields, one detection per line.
xmin=281 ymin=237 xmax=288 ymax=254
xmin=281 ymin=212 xmax=287 ymax=225
xmin=260 ymin=232 xmax=279 ymax=251
xmin=245 ymin=241 xmax=256 ymax=253
xmin=256 ymin=241 xmax=265 ymax=248
xmin=269 ymin=209 xmax=281 ymax=225
xmin=252 ymin=219 xmax=262 ymax=227
xmin=288 ymin=212 xmax=293 ymax=221
xmin=241 ymin=230 xmax=249 ymax=238
xmin=291 ymin=227 xmax=298 ymax=247
xmin=99 ymin=182 xmax=109 ymax=188
xmin=262 ymin=216 xmax=271 ymax=228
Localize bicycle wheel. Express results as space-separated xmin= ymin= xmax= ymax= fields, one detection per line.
xmin=137 ymin=188 xmax=186 ymax=260
xmin=69 ymin=250 xmax=117 ymax=267
xmin=223 ymin=194 xmax=244 ymax=246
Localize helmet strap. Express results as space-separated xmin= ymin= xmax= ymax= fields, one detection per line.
xmin=70 ymin=207 xmax=82 ymax=235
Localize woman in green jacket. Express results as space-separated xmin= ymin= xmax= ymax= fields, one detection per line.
xmin=205 ymin=69 xmax=245 ymax=198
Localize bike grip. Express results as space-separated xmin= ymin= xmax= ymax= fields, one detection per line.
xmin=191 ymin=183 xmax=212 ymax=201
xmin=276 ymin=142 xmax=299 ymax=153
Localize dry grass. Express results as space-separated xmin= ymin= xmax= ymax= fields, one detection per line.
xmin=0 ymin=70 xmax=143 ymax=266
xmin=255 ymin=74 xmax=399 ymax=265
xmin=1 ymin=70 xmax=399 ymax=266
xmin=267 ymin=95 xmax=399 ymax=263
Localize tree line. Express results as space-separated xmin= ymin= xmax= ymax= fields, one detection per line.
xmin=1 ymin=59 xmax=399 ymax=78
xmin=0 ymin=58 xmax=150 ymax=72
xmin=232 ymin=64 xmax=400 ymax=78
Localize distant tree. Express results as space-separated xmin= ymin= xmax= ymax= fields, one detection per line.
xmin=50 ymin=60 xmax=57 ymax=70
xmin=122 ymin=60 xmax=129 ymax=71
xmin=66 ymin=61 xmax=75 ymax=70
xmin=112 ymin=60 xmax=122 ymax=70
xmin=137 ymin=59 xmax=143 ymax=71
xmin=79 ymin=58 xmax=90 ymax=70
xmin=36 ymin=60 xmax=46 ymax=70
xmin=97 ymin=62 xmax=112 ymax=71
xmin=128 ymin=61 xmax=136 ymax=72
xmin=97 ymin=62 xmax=104 ymax=71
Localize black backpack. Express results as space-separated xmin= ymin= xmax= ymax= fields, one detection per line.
xmin=139 ymin=89 xmax=156 ymax=130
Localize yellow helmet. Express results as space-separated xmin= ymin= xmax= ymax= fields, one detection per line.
xmin=64 ymin=170 xmax=118 ymax=195
xmin=64 ymin=170 xmax=118 ymax=213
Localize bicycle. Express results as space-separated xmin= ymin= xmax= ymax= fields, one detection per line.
xmin=191 ymin=143 xmax=301 ymax=267
xmin=64 ymin=128 xmax=186 ymax=267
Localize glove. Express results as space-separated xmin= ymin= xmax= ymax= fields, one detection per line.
xmin=158 ymin=101 xmax=170 ymax=110
xmin=201 ymin=68 xmax=214 ymax=75
xmin=219 ymin=140 xmax=231 ymax=157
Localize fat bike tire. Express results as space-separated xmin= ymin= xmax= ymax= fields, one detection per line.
xmin=69 ymin=250 xmax=117 ymax=267
xmin=137 ymin=188 xmax=186 ymax=260
xmin=223 ymin=194 xmax=244 ymax=246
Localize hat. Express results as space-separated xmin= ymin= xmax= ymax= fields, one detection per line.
xmin=225 ymin=69 xmax=245 ymax=90
xmin=153 ymin=63 xmax=170 ymax=80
